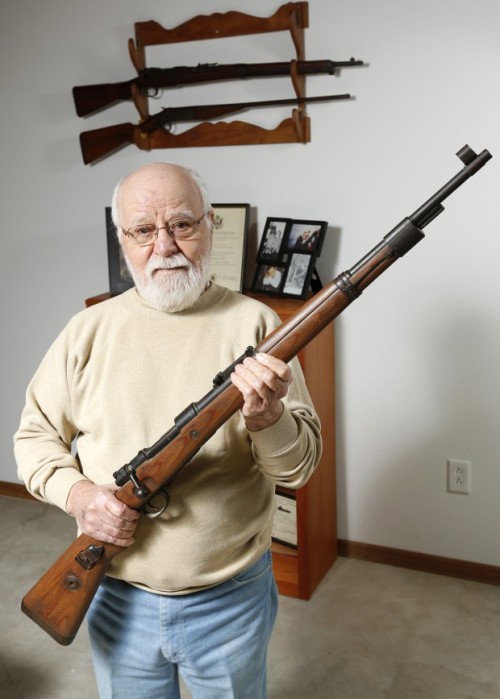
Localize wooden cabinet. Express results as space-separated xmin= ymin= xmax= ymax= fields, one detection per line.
xmin=247 ymin=293 xmax=337 ymax=599
xmin=85 ymin=290 xmax=337 ymax=600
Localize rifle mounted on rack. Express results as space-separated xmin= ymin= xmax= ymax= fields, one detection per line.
xmin=21 ymin=144 xmax=492 ymax=645
xmin=79 ymin=93 xmax=351 ymax=164
xmin=72 ymin=58 xmax=364 ymax=117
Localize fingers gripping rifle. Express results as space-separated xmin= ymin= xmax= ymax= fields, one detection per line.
xmin=21 ymin=145 xmax=492 ymax=645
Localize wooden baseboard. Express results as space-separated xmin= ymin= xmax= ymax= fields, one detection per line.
xmin=0 ymin=480 xmax=36 ymax=500
xmin=338 ymin=539 xmax=500 ymax=586
xmin=1 ymin=481 xmax=497 ymax=587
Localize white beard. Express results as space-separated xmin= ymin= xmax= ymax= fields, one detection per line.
xmin=122 ymin=250 xmax=211 ymax=312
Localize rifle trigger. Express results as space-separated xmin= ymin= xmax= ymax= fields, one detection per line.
xmin=141 ymin=487 xmax=170 ymax=519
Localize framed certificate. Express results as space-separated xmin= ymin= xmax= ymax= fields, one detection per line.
xmin=209 ymin=204 xmax=250 ymax=292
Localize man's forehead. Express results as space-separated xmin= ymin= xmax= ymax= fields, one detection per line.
xmin=121 ymin=167 xmax=201 ymax=212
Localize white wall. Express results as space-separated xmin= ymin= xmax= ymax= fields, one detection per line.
xmin=1 ymin=0 xmax=499 ymax=565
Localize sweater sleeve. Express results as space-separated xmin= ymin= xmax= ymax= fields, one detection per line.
xmin=247 ymin=356 xmax=322 ymax=488
xmin=13 ymin=327 xmax=89 ymax=510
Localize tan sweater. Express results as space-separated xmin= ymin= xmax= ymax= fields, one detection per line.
xmin=14 ymin=284 xmax=322 ymax=593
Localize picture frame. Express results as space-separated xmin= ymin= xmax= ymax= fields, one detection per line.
xmin=209 ymin=203 xmax=250 ymax=292
xmin=251 ymin=217 xmax=328 ymax=300
xmin=105 ymin=207 xmax=134 ymax=295
xmin=284 ymin=219 xmax=327 ymax=256
xmin=252 ymin=263 xmax=287 ymax=295
xmin=282 ymin=252 xmax=316 ymax=298
xmin=255 ymin=217 xmax=290 ymax=263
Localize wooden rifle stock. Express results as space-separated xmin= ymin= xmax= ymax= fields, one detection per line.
xmin=79 ymin=93 xmax=350 ymax=165
xmin=21 ymin=145 xmax=492 ymax=645
xmin=72 ymin=59 xmax=363 ymax=117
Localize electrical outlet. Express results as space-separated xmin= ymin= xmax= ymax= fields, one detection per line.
xmin=447 ymin=459 xmax=471 ymax=494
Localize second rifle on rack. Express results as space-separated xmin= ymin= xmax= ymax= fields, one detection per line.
xmin=79 ymin=93 xmax=351 ymax=164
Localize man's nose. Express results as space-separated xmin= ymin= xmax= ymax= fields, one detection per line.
xmin=153 ymin=227 xmax=177 ymax=256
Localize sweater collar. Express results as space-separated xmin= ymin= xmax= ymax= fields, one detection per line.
xmin=122 ymin=282 xmax=229 ymax=318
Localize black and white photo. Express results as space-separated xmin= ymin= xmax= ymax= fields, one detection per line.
xmin=256 ymin=218 xmax=289 ymax=262
xmin=283 ymin=253 xmax=314 ymax=298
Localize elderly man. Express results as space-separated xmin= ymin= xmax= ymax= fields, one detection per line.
xmin=14 ymin=163 xmax=322 ymax=699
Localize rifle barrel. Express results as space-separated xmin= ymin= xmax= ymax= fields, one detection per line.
xmin=140 ymin=94 xmax=351 ymax=133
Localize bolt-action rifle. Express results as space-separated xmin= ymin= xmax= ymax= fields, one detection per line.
xmin=72 ymin=58 xmax=363 ymax=117
xmin=21 ymin=145 xmax=492 ymax=646
xmin=78 ymin=93 xmax=351 ymax=164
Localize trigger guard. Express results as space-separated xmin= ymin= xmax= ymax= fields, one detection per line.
xmin=141 ymin=488 xmax=170 ymax=519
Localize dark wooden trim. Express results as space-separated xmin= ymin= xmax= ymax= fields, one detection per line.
xmin=0 ymin=480 xmax=36 ymax=501
xmin=338 ymin=539 xmax=500 ymax=587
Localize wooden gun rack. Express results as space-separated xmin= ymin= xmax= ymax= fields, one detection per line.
xmin=127 ymin=2 xmax=311 ymax=150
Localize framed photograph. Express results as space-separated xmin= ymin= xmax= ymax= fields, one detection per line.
xmin=105 ymin=207 xmax=134 ymax=295
xmin=285 ymin=219 xmax=327 ymax=255
xmin=252 ymin=216 xmax=328 ymax=299
xmin=255 ymin=217 xmax=290 ymax=263
xmin=282 ymin=252 xmax=316 ymax=299
xmin=251 ymin=263 xmax=287 ymax=295
xmin=209 ymin=204 xmax=250 ymax=292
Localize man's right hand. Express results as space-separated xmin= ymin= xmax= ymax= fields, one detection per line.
xmin=66 ymin=480 xmax=140 ymax=547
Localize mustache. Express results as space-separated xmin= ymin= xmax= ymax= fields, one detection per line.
xmin=146 ymin=253 xmax=191 ymax=273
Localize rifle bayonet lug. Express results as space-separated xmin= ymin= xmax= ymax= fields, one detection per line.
xmin=75 ymin=544 xmax=104 ymax=571
xmin=384 ymin=218 xmax=425 ymax=257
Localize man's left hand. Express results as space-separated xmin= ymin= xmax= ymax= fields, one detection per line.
xmin=231 ymin=352 xmax=292 ymax=431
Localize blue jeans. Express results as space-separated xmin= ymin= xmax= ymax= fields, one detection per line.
xmin=87 ymin=550 xmax=278 ymax=699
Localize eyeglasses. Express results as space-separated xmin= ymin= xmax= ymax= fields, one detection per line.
xmin=122 ymin=212 xmax=208 ymax=247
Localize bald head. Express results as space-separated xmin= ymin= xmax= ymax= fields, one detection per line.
xmin=111 ymin=162 xmax=212 ymax=231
